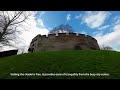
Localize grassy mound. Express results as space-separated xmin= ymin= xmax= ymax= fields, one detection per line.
xmin=0 ymin=50 xmax=120 ymax=79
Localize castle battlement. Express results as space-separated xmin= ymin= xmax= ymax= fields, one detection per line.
xmin=31 ymin=33 xmax=96 ymax=39
xmin=78 ymin=34 xmax=85 ymax=36
xmin=30 ymin=33 xmax=98 ymax=44
xmin=48 ymin=34 xmax=56 ymax=37
xmin=42 ymin=35 xmax=47 ymax=38
xmin=29 ymin=33 xmax=100 ymax=52
xmin=58 ymin=33 xmax=67 ymax=36
xmin=69 ymin=33 xmax=77 ymax=36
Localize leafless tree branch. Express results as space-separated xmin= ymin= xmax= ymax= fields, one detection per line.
xmin=0 ymin=11 xmax=32 ymax=50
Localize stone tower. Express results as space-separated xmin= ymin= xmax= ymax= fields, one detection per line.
xmin=28 ymin=33 xmax=100 ymax=52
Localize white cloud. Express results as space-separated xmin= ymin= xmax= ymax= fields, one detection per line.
xmin=36 ymin=19 xmax=44 ymax=28
xmin=39 ymin=11 xmax=46 ymax=17
xmin=93 ymin=31 xmax=104 ymax=37
xmin=95 ymin=23 xmax=120 ymax=51
xmin=82 ymin=11 xmax=111 ymax=29
xmin=112 ymin=16 xmax=120 ymax=27
xmin=98 ymin=25 xmax=110 ymax=30
xmin=40 ymin=11 xmax=45 ymax=15
xmin=75 ymin=14 xmax=82 ymax=19
xmin=81 ymin=31 xmax=87 ymax=35
xmin=67 ymin=14 xmax=71 ymax=21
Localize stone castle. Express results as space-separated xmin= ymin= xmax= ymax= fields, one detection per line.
xmin=28 ymin=33 xmax=100 ymax=52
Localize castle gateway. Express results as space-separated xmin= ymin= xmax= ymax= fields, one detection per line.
xmin=28 ymin=33 xmax=100 ymax=52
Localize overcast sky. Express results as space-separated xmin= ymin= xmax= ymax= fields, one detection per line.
xmin=2 ymin=11 xmax=120 ymax=53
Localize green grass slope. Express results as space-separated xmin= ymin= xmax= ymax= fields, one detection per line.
xmin=0 ymin=50 xmax=120 ymax=79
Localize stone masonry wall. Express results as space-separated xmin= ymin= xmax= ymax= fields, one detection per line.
xmin=28 ymin=33 xmax=100 ymax=52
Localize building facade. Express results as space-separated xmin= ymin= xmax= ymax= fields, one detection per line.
xmin=28 ymin=33 xmax=100 ymax=52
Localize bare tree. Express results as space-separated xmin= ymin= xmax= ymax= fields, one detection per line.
xmin=0 ymin=11 xmax=32 ymax=50
xmin=49 ymin=24 xmax=74 ymax=34
xmin=100 ymin=45 xmax=113 ymax=50
xmin=17 ymin=45 xmax=29 ymax=54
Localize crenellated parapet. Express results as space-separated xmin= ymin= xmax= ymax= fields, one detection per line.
xmin=28 ymin=33 xmax=100 ymax=52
